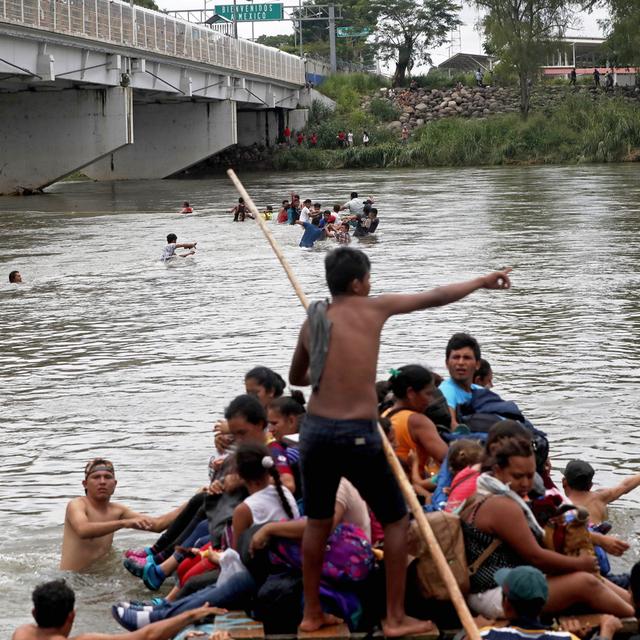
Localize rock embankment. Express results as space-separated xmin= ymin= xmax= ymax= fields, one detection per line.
xmin=365 ymin=84 xmax=640 ymax=133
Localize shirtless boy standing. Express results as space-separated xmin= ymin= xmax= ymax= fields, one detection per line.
xmin=60 ymin=459 xmax=176 ymax=571
xmin=289 ymin=247 xmax=511 ymax=636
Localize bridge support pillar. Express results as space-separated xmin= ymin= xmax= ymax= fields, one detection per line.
xmin=83 ymin=100 xmax=237 ymax=180
xmin=237 ymin=110 xmax=279 ymax=147
xmin=0 ymin=87 xmax=132 ymax=195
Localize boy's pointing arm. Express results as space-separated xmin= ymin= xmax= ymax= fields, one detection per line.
xmin=374 ymin=268 xmax=512 ymax=318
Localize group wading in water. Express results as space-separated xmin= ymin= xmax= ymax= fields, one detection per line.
xmin=11 ymin=176 xmax=640 ymax=640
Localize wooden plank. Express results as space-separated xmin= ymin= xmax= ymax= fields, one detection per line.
xmin=298 ymin=623 xmax=351 ymax=640
xmin=557 ymin=615 xmax=638 ymax=636
xmin=213 ymin=611 xmax=266 ymax=639
xmin=299 ymin=623 xmax=440 ymax=640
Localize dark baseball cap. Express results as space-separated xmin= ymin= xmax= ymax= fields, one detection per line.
xmin=563 ymin=460 xmax=594 ymax=485
xmin=495 ymin=566 xmax=548 ymax=603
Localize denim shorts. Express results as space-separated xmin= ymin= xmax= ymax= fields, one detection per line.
xmin=299 ymin=414 xmax=407 ymax=524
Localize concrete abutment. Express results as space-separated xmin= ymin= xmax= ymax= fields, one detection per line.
xmin=0 ymin=87 xmax=133 ymax=194
xmin=83 ymin=100 xmax=238 ymax=181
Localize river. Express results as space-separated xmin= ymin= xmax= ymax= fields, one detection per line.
xmin=1 ymin=165 xmax=640 ymax=634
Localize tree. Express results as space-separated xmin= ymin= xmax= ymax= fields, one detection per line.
xmin=601 ymin=0 xmax=640 ymax=66
xmin=477 ymin=0 xmax=577 ymax=117
xmin=135 ymin=0 xmax=159 ymax=9
xmin=372 ymin=0 xmax=460 ymax=86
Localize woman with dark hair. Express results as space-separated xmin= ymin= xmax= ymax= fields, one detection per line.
xmin=381 ymin=365 xmax=447 ymax=469
xmin=460 ymin=437 xmax=634 ymax=620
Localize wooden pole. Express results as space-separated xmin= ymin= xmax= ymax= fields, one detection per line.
xmin=226 ymin=168 xmax=481 ymax=640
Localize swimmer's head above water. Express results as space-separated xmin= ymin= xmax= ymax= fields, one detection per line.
xmin=31 ymin=579 xmax=75 ymax=631
xmin=9 ymin=270 xmax=21 ymax=284
xmin=83 ymin=457 xmax=116 ymax=498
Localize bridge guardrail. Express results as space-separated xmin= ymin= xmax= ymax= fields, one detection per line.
xmin=0 ymin=0 xmax=305 ymax=85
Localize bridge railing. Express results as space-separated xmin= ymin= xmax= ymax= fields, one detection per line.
xmin=0 ymin=0 xmax=305 ymax=85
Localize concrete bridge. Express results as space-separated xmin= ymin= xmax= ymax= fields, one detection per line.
xmin=0 ymin=0 xmax=307 ymax=193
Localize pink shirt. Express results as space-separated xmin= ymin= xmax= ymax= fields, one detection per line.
xmin=445 ymin=467 xmax=480 ymax=513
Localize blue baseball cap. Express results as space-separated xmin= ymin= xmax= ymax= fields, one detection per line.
xmin=494 ymin=566 xmax=548 ymax=603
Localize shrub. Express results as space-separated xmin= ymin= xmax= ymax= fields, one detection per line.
xmin=369 ymin=98 xmax=400 ymax=122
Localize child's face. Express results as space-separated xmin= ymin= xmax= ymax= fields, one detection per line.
xmin=267 ymin=408 xmax=297 ymax=441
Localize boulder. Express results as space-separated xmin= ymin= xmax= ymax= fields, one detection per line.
xmin=415 ymin=102 xmax=428 ymax=111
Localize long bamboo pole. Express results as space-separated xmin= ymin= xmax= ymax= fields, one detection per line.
xmin=226 ymin=169 xmax=481 ymax=640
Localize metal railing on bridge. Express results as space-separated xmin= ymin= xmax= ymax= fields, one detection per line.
xmin=0 ymin=0 xmax=305 ymax=85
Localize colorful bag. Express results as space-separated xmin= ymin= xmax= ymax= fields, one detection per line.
xmin=269 ymin=522 xmax=374 ymax=584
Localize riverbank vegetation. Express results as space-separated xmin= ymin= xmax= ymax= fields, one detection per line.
xmin=274 ymin=93 xmax=640 ymax=169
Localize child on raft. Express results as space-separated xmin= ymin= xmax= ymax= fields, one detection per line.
xmin=289 ymin=246 xmax=512 ymax=635
xmin=112 ymin=442 xmax=299 ymax=631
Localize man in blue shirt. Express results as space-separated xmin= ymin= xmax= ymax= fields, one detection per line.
xmin=295 ymin=214 xmax=326 ymax=248
xmin=439 ymin=332 xmax=482 ymax=427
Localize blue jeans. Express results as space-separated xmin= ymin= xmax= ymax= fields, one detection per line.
xmin=172 ymin=519 xmax=209 ymax=562
xmin=150 ymin=570 xmax=257 ymax=621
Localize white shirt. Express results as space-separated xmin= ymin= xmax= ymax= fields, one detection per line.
xmin=299 ymin=206 xmax=311 ymax=223
xmin=362 ymin=133 xmax=369 ymax=143
xmin=344 ymin=198 xmax=364 ymax=215
xmin=347 ymin=132 xmax=354 ymax=143
xmin=244 ymin=484 xmax=299 ymax=525
xmin=160 ymin=243 xmax=176 ymax=262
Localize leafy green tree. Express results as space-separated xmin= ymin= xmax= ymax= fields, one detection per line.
xmin=371 ymin=0 xmax=460 ymax=86
xmin=477 ymin=0 xmax=577 ymax=116
xmin=601 ymin=0 xmax=640 ymax=66
xmin=135 ymin=0 xmax=159 ymax=10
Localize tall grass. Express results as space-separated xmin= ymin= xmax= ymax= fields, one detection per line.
xmin=276 ymin=95 xmax=640 ymax=169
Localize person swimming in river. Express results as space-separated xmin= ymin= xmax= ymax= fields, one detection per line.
xmin=289 ymin=247 xmax=512 ymax=635
xmin=231 ymin=198 xmax=254 ymax=222
xmin=59 ymin=459 xmax=181 ymax=572
xmin=294 ymin=213 xmax=326 ymax=248
xmin=160 ymin=233 xmax=197 ymax=262
xmin=180 ymin=201 xmax=193 ymax=214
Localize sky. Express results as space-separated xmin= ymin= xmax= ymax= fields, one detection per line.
xmin=158 ymin=0 xmax=609 ymax=72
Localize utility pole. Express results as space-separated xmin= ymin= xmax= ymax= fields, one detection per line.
xmin=298 ymin=0 xmax=303 ymax=57
xmin=328 ymin=4 xmax=336 ymax=72
xmin=233 ymin=0 xmax=238 ymax=38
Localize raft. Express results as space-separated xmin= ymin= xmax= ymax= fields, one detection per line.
xmin=173 ymin=611 xmax=640 ymax=640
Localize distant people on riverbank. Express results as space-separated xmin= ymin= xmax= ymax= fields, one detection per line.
xmin=336 ymin=130 xmax=346 ymax=147
xmin=475 ymin=67 xmax=484 ymax=87
xmin=347 ymin=130 xmax=354 ymax=147
xmin=605 ymin=68 xmax=614 ymax=91
xmin=362 ymin=131 xmax=370 ymax=146
xmin=297 ymin=131 xmax=305 ymax=146
xmin=310 ymin=132 xmax=318 ymax=147
xmin=569 ymin=68 xmax=577 ymax=86
xmin=283 ymin=125 xmax=291 ymax=146
xmin=161 ymin=234 xmax=197 ymax=262
xmin=594 ymin=68 xmax=601 ymax=88
xmin=9 ymin=270 xmax=22 ymax=284
xmin=180 ymin=201 xmax=193 ymax=214
xmin=401 ymin=126 xmax=409 ymax=143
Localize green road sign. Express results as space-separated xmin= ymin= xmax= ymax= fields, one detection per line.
xmin=336 ymin=26 xmax=371 ymax=37
xmin=214 ymin=3 xmax=283 ymax=21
